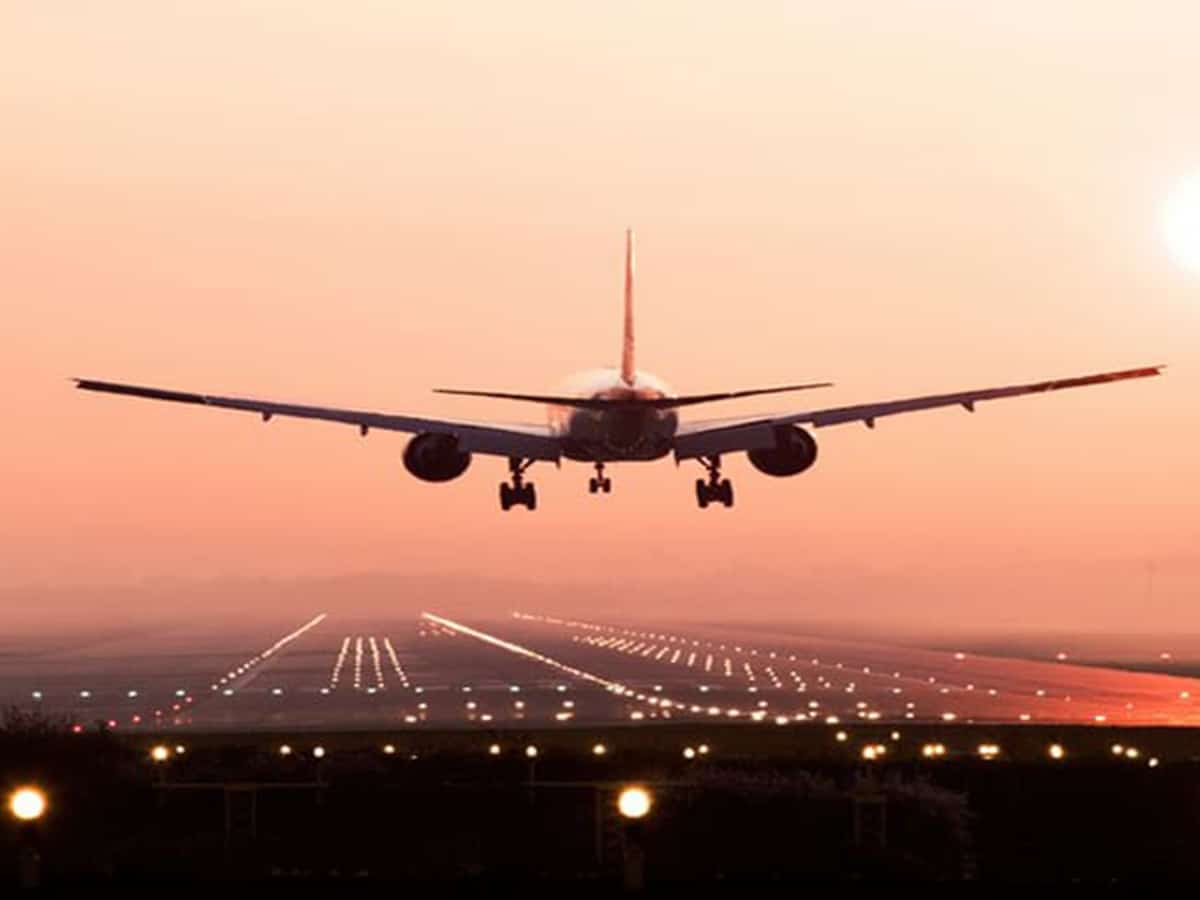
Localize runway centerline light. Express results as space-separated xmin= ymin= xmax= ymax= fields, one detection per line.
xmin=617 ymin=785 xmax=652 ymax=820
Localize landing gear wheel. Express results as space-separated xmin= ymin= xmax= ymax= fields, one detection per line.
xmin=500 ymin=457 xmax=536 ymax=510
xmin=719 ymin=479 xmax=734 ymax=508
xmin=589 ymin=463 xmax=611 ymax=497
xmin=695 ymin=456 xmax=733 ymax=509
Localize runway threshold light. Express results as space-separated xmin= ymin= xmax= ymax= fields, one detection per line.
xmin=9 ymin=787 xmax=46 ymax=822
xmin=617 ymin=786 xmax=652 ymax=820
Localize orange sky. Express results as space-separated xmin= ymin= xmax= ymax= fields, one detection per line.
xmin=2 ymin=2 xmax=1199 ymax=631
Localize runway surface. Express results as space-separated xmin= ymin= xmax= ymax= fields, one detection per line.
xmin=3 ymin=610 xmax=1199 ymax=731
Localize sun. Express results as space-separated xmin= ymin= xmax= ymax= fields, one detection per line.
xmin=1164 ymin=172 xmax=1200 ymax=274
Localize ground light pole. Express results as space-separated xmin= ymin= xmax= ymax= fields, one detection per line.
xmin=616 ymin=785 xmax=652 ymax=892
xmin=8 ymin=786 xmax=47 ymax=889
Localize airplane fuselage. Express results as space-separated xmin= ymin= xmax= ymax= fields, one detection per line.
xmin=549 ymin=368 xmax=678 ymax=462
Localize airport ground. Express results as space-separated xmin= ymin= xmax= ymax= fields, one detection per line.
xmin=4 ymin=611 xmax=1200 ymax=887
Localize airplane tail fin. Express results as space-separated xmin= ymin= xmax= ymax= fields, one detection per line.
xmin=621 ymin=228 xmax=635 ymax=386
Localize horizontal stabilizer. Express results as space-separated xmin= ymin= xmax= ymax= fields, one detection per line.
xmin=433 ymin=382 xmax=833 ymax=410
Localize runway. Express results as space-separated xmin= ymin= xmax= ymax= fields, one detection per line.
xmin=3 ymin=610 xmax=1199 ymax=731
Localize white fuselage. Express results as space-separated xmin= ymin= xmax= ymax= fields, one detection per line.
xmin=548 ymin=368 xmax=678 ymax=462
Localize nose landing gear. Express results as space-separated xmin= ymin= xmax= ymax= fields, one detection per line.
xmin=695 ymin=456 xmax=734 ymax=508
xmin=499 ymin=458 xmax=536 ymax=511
xmin=588 ymin=462 xmax=612 ymax=495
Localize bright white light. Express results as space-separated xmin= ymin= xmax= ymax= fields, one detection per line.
xmin=9 ymin=788 xmax=46 ymax=821
xmin=525 ymin=745 xmax=538 ymax=759
xmin=617 ymin=786 xmax=652 ymax=819
xmin=1165 ymin=171 xmax=1200 ymax=273
xmin=313 ymin=746 xmax=326 ymax=759
xmin=592 ymin=743 xmax=607 ymax=756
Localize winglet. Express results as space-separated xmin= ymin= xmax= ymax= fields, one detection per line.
xmin=621 ymin=228 xmax=635 ymax=386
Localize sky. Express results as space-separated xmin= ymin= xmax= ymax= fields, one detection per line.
xmin=2 ymin=1 xmax=1199 ymax=632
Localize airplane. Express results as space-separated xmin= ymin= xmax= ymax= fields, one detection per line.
xmin=76 ymin=230 xmax=1162 ymax=511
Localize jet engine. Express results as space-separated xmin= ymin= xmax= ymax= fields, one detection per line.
xmin=402 ymin=433 xmax=472 ymax=482
xmin=746 ymin=425 xmax=818 ymax=477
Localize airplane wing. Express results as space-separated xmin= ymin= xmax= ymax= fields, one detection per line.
xmin=74 ymin=379 xmax=562 ymax=461
xmin=673 ymin=365 xmax=1164 ymax=460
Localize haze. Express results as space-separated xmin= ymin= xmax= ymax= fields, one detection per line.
xmin=2 ymin=2 xmax=1198 ymax=634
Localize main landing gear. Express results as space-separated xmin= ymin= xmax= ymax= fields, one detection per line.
xmin=695 ymin=455 xmax=734 ymax=509
xmin=588 ymin=462 xmax=612 ymax=495
xmin=499 ymin=457 xmax=536 ymax=511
